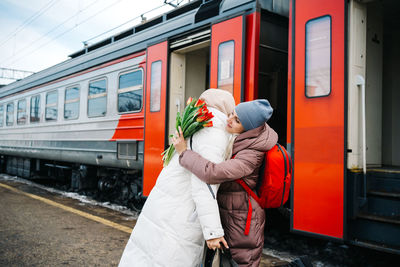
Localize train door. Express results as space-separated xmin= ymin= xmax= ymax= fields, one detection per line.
xmin=209 ymin=15 xmax=245 ymax=104
xmin=168 ymin=15 xmax=246 ymax=139
xmin=290 ymin=0 xmax=346 ymax=239
xmin=143 ymin=41 xmax=168 ymax=196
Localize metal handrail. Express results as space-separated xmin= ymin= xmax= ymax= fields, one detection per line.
xmin=356 ymin=75 xmax=367 ymax=207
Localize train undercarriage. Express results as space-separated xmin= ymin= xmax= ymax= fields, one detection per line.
xmin=0 ymin=155 xmax=145 ymax=211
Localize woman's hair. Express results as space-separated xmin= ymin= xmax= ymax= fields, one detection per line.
xmin=199 ymin=89 xmax=235 ymax=117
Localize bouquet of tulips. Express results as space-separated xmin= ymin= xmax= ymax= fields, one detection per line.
xmin=162 ymin=97 xmax=214 ymax=166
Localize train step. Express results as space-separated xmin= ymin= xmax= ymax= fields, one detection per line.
xmin=357 ymin=212 xmax=400 ymax=225
xmin=364 ymin=169 xmax=400 ymax=218
xmin=349 ymin=212 xmax=400 ymax=251
xmin=348 ymin=240 xmax=400 ymax=255
xmin=362 ymin=191 xmax=400 ymax=218
xmin=368 ymin=190 xmax=400 ymax=199
xmin=347 ymin=168 xmax=400 ymax=252
xmin=367 ymin=168 xmax=400 ymax=193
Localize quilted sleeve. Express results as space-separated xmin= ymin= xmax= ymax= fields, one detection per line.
xmin=189 ymin=126 xmax=229 ymax=240
xmin=180 ymin=148 xmax=264 ymax=185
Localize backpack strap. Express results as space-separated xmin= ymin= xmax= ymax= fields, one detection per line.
xmin=190 ymin=135 xmax=216 ymax=199
xmin=231 ymin=154 xmax=261 ymax=236
xmin=235 ymin=179 xmax=260 ymax=204
xmin=276 ymin=144 xmax=292 ymax=207
xmin=255 ymin=156 xmax=266 ymax=193
xmin=235 ymin=179 xmax=260 ymax=235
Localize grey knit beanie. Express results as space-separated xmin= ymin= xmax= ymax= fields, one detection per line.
xmin=235 ymin=99 xmax=273 ymax=131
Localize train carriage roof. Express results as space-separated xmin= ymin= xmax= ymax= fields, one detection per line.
xmin=0 ymin=0 xmax=288 ymax=99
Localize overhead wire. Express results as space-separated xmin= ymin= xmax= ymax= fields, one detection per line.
xmin=1 ymin=0 xmax=103 ymax=65
xmin=83 ymin=0 xmax=184 ymax=45
xmin=0 ymin=0 xmax=59 ymax=48
xmin=3 ymin=0 xmax=125 ymax=68
xmin=3 ymin=0 xmax=186 ymax=69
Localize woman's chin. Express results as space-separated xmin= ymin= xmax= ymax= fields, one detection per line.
xmin=225 ymin=126 xmax=234 ymax=134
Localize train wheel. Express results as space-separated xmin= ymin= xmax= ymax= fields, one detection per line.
xmin=128 ymin=197 xmax=145 ymax=212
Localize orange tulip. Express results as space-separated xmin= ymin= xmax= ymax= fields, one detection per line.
xmin=195 ymin=109 xmax=203 ymax=117
xmin=196 ymin=106 xmax=208 ymax=116
xmin=194 ymin=99 xmax=205 ymax=107
xmin=196 ymin=115 xmax=206 ymax=122
xmin=163 ymin=97 xmax=214 ymax=166
xmin=203 ymin=121 xmax=213 ymax=127
xmin=196 ymin=112 xmax=213 ymax=122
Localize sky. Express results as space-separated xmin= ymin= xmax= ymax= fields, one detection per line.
xmin=0 ymin=0 xmax=190 ymax=85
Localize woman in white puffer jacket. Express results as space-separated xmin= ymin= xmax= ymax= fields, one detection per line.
xmin=119 ymin=89 xmax=235 ymax=267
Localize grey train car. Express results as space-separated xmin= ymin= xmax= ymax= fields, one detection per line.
xmin=0 ymin=0 xmax=289 ymax=208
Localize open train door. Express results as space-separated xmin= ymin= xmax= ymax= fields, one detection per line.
xmin=210 ymin=15 xmax=245 ymax=103
xmin=290 ymin=0 xmax=346 ymax=239
xmin=143 ymin=41 xmax=168 ymax=196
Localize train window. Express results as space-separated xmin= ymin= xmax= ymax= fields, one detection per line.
xmin=305 ymin=15 xmax=331 ymax=97
xmin=6 ymin=103 xmax=14 ymax=126
xmin=64 ymin=86 xmax=80 ymax=120
xmin=0 ymin=105 xmax=3 ymax=127
xmin=150 ymin=62 xmax=161 ymax=112
xmin=217 ymin=40 xmax=234 ymax=94
xmin=30 ymin=95 xmax=40 ymax=123
xmin=17 ymin=99 xmax=27 ymax=125
xmin=45 ymin=91 xmax=58 ymax=121
xmin=88 ymin=79 xmax=107 ymax=117
xmin=118 ymin=69 xmax=143 ymax=113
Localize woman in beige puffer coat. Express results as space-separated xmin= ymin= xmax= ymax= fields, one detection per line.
xmin=173 ymin=99 xmax=278 ymax=267
xmin=119 ymin=89 xmax=235 ymax=267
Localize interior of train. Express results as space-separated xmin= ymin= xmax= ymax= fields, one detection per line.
xmin=347 ymin=0 xmax=399 ymax=250
xmin=257 ymin=11 xmax=288 ymax=146
xmin=373 ymin=0 xmax=400 ymax=168
xmin=168 ymin=38 xmax=211 ymax=140
xmin=349 ymin=0 xmax=400 ymax=170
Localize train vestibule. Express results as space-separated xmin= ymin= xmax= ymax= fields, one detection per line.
xmin=346 ymin=0 xmax=400 ymax=252
xmin=168 ymin=34 xmax=211 ymax=140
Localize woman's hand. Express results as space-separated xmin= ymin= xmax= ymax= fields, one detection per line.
xmin=172 ymin=126 xmax=187 ymax=155
xmin=206 ymin=236 xmax=229 ymax=250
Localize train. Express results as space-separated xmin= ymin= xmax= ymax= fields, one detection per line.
xmin=0 ymin=0 xmax=399 ymax=254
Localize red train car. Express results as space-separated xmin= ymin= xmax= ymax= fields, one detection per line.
xmin=0 ymin=0 xmax=398 ymax=253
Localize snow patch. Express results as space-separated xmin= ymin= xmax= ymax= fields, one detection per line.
xmin=0 ymin=174 xmax=138 ymax=219
xmin=262 ymin=247 xmax=296 ymax=262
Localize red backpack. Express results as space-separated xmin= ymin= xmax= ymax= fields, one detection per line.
xmin=235 ymin=144 xmax=292 ymax=235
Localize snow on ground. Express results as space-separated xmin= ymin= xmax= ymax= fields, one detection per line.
xmin=0 ymin=174 xmax=138 ymax=219
xmin=262 ymin=247 xmax=295 ymax=262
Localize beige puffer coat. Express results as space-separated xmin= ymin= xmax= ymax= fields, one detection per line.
xmin=119 ymin=108 xmax=230 ymax=267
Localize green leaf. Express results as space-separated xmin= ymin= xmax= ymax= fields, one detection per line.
xmin=182 ymin=108 xmax=199 ymax=132
xmin=184 ymin=122 xmax=201 ymax=138
xmin=162 ymin=145 xmax=176 ymax=166
xmin=176 ymin=112 xmax=182 ymax=131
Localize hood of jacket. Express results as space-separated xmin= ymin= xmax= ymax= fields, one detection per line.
xmin=232 ymin=123 xmax=278 ymax=155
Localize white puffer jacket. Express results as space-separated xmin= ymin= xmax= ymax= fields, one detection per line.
xmin=119 ymin=107 xmax=231 ymax=267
